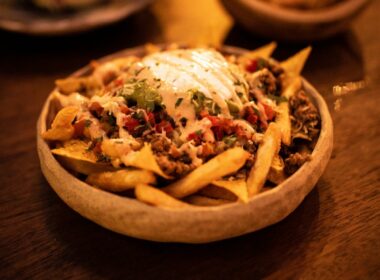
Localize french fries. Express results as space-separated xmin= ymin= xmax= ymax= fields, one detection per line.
xmin=43 ymin=43 xmax=318 ymax=210
xmin=135 ymin=184 xmax=191 ymax=209
xmin=42 ymin=106 xmax=78 ymax=141
xmin=267 ymin=155 xmax=286 ymax=185
xmin=247 ymin=123 xmax=282 ymax=197
xmin=163 ymin=147 xmax=250 ymax=198
xmin=87 ymin=170 xmax=156 ymax=192
xmin=52 ymin=140 xmax=115 ymax=175
xmin=276 ymin=76 xmax=302 ymax=145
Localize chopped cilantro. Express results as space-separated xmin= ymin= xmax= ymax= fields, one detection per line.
xmin=223 ymin=135 xmax=237 ymax=146
xmin=195 ymin=129 xmax=203 ymax=136
xmin=257 ymin=58 xmax=267 ymax=69
xmin=121 ymin=80 xmax=163 ymax=112
xmin=226 ymin=100 xmax=240 ymax=117
xmin=175 ymin=97 xmax=184 ymax=108
xmin=84 ymin=119 xmax=92 ymax=127
xmin=97 ymin=154 xmax=111 ymax=163
xmin=189 ymin=89 xmax=221 ymax=116
xmin=267 ymin=94 xmax=288 ymax=103
xmin=132 ymin=111 xmax=145 ymax=122
xmin=107 ymin=114 xmax=116 ymax=126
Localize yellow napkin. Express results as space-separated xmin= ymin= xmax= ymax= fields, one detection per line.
xmin=151 ymin=0 xmax=233 ymax=47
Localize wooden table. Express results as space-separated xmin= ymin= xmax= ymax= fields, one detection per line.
xmin=0 ymin=2 xmax=379 ymax=279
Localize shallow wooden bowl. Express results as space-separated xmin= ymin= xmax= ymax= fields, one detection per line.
xmin=37 ymin=45 xmax=333 ymax=243
xmin=221 ymin=0 xmax=370 ymax=41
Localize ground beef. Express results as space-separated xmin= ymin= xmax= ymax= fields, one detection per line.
xmin=267 ymin=60 xmax=285 ymax=94
xmin=284 ymin=152 xmax=310 ymax=175
xmin=259 ymin=70 xmax=278 ymax=94
xmin=149 ymin=134 xmax=172 ymax=154
xmin=277 ymin=89 xmax=321 ymax=175
xmin=289 ymin=90 xmax=320 ymax=141
xmin=147 ymin=134 xmax=196 ymax=177
xmin=156 ymin=155 xmax=196 ymax=178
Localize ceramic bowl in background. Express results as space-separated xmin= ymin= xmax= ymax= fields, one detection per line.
xmin=221 ymin=0 xmax=371 ymax=41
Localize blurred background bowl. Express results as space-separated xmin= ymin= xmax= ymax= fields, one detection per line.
xmin=221 ymin=0 xmax=371 ymax=41
xmin=0 ymin=0 xmax=153 ymax=36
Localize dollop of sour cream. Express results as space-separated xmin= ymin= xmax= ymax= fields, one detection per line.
xmin=141 ymin=48 xmax=249 ymax=121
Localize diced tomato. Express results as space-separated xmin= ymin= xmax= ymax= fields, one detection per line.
xmin=89 ymin=102 xmax=103 ymax=117
xmin=234 ymin=125 xmax=246 ymax=138
xmin=124 ymin=116 xmax=140 ymax=134
xmin=263 ymin=103 xmax=275 ymax=121
xmin=73 ymin=119 xmax=86 ymax=138
xmin=147 ymin=112 xmax=155 ymax=126
xmin=245 ymin=59 xmax=258 ymax=73
xmin=155 ymin=120 xmax=173 ymax=134
xmin=93 ymin=141 xmax=102 ymax=154
xmin=114 ymin=78 xmax=124 ymax=87
xmin=120 ymin=105 xmax=130 ymax=114
xmin=245 ymin=107 xmax=259 ymax=125
xmin=199 ymin=110 xmax=209 ymax=118
xmin=205 ymin=115 xmax=220 ymax=126
xmin=212 ymin=126 xmax=224 ymax=141
xmin=187 ymin=132 xmax=202 ymax=144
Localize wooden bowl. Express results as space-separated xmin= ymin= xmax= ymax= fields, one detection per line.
xmin=221 ymin=0 xmax=371 ymax=41
xmin=37 ymin=45 xmax=333 ymax=243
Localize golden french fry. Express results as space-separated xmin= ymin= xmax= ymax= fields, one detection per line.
xmin=267 ymin=155 xmax=286 ymax=185
xmin=163 ymin=147 xmax=250 ymax=198
xmin=86 ymin=169 xmax=156 ymax=192
xmin=212 ymin=180 xmax=248 ymax=203
xmin=247 ymin=123 xmax=281 ymax=197
xmin=135 ymin=184 xmax=191 ymax=209
xmin=238 ymin=42 xmax=277 ymax=64
xmin=42 ymin=106 xmax=78 ymax=141
xmin=185 ymin=195 xmax=232 ymax=206
xmin=52 ymin=140 xmax=115 ymax=175
xmin=121 ymin=144 xmax=172 ymax=179
xmin=281 ymin=46 xmax=311 ymax=85
xmin=276 ymin=76 xmax=302 ymax=145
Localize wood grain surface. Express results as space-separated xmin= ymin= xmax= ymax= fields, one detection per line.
xmin=0 ymin=1 xmax=379 ymax=279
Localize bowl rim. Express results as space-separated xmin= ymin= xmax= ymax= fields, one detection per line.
xmin=236 ymin=0 xmax=371 ymax=24
xmin=37 ymin=45 xmax=333 ymax=243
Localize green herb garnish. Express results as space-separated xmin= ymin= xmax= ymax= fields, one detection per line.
xmin=121 ymin=80 xmax=163 ymax=112
xmin=175 ymin=97 xmax=184 ymax=108
xmin=223 ymin=135 xmax=237 ymax=146
xmin=195 ymin=129 xmax=203 ymax=136
xmin=84 ymin=119 xmax=92 ymax=127
xmin=267 ymin=94 xmax=288 ymax=103
xmin=189 ymin=89 xmax=221 ymax=116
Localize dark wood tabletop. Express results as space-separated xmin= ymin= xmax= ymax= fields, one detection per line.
xmin=0 ymin=2 xmax=379 ymax=279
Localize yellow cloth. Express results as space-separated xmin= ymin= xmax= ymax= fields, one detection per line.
xmin=151 ymin=0 xmax=233 ymax=47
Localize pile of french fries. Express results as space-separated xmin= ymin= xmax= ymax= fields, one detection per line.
xmin=42 ymin=43 xmax=312 ymax=209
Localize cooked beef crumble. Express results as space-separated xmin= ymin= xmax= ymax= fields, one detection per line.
xmin=281 ymin=90 xmax=321 ymax=175
xmin=289 ymin=90 xmax=320 ymax=141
